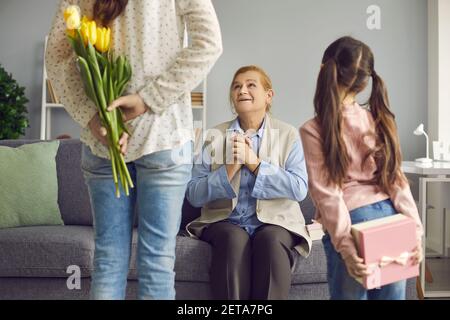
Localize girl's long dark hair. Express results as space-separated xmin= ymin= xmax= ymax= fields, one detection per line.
xmin=313 ymin=36 xmax=404 ymax=193
xmin=94 ymin=0 xmax=128 ymax=26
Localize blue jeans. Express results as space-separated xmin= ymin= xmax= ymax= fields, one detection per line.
xmin=322 ymin=199 xmax=406 ymax=300
xmin=81 ymin=142 xmax=192 ymax=300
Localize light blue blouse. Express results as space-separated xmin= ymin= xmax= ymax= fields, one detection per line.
xmin=186 ymin=117 xmax=308 ymax=235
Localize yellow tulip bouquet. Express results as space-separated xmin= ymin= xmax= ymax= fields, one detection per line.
xmin=64 ymin=5 xmax=133 ymax=198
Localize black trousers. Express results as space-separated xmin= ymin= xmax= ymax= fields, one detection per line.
xmin=200 ymin=221 xmax=299 ymax=300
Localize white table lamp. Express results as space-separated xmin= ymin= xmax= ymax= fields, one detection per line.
xmin=413 ymin=124 xmax=433 ymax=163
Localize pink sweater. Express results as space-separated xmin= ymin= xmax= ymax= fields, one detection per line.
xmin=300 ymin=102 xmax=423 ymax=259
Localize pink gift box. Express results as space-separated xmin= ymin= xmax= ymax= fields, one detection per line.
xmin=351 ymin=214 xmax=419 ymax=290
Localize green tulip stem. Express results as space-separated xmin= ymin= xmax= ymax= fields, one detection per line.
xmin=120 ymin=153 xmax=134 ymax=189
xmin=69 ymin=33 xmax=133 ymax=197
xmin=109 ymin=147 xmax=118 ymax=184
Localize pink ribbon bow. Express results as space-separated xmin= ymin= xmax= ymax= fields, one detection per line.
xmin=378 ymin=252 xmax=410 ymax=268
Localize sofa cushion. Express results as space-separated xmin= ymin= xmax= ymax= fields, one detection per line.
xmin=0 ymin=225 xmax=94 ymax=278
xmin=168 ymin=236 xmax=328 ymax=285
xmin=132 ymin=234 xmax=328 ymax=285
xmin=0 ymin=140 xmax=93 ymax=226
xmin=55 ymin=140 xmax=93 ymax=226
xmin=173 ymin=236 xmax=211 ymax=282
xmin=291 ymin=240 xmax=327 ymax=284
xmin=0 ymin=225 xmax=212 ymax=282
xmin=128 ymin=234 xmax=212 ymax=283
xmin=0 ymin=224 xmax=327 ymax=285
xmin=0 ymin=141 xmax=64 ymax=229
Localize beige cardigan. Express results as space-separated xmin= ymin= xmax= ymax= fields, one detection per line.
xmin=186 ymin=116 xmax=312 ymax=257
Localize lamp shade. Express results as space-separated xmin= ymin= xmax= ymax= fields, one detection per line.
xmin=413 ymin=123 xmax=432 ymax=163
xmin=414 ymin=124 xmax=425 ymax=136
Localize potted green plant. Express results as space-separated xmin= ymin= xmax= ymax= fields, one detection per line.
xmin=0 ymin=64 xmax=29 ymax=139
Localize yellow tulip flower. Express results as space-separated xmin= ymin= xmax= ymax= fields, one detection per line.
xmin=95 ymin=27 xmax=111 ymax=53
xmin=64 ymin=5 xmax=81 ymax=30
xmin=66 ymin=29 xmax=76 ymax=38
xmin=80 ymin=19 xmax=97 ymax=46
xmin=81 ymin=16 xmax=90 ymax=25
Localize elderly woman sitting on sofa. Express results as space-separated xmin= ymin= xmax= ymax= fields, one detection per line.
xmin=186 ymin=65 xmax=312 ymax=300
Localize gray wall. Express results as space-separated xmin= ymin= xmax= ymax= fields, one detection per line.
xmin=0 ymin=0 xmax=69 ymax=139
xmin=0 ymin=0 xmax=428 ymax=161
xmin=209 ymin=0 xmax=428 ymax=162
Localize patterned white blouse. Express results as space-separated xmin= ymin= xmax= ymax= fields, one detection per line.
xmin=46 ymin=0 xmax=222 ymax=162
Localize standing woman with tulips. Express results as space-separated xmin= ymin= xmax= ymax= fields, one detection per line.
xmin=46 ymin=0 xmax=222 ymax=300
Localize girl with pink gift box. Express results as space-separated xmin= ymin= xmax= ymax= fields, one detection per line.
xmin=300 ymin=36 xmax=424 ymax=300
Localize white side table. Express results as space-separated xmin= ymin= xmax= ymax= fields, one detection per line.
xmin=402 ymin=161 xmax=450 ymax=298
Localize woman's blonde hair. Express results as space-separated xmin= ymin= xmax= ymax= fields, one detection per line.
xmin=229 ymin=65 xmax=273 ymax=113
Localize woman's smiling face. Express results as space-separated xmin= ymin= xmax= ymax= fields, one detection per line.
xmin=231 ymin=70 xmax=273 ymax=115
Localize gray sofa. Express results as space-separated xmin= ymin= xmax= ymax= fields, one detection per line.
xmin=0 ymin=139 xmax=417 ymax=300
